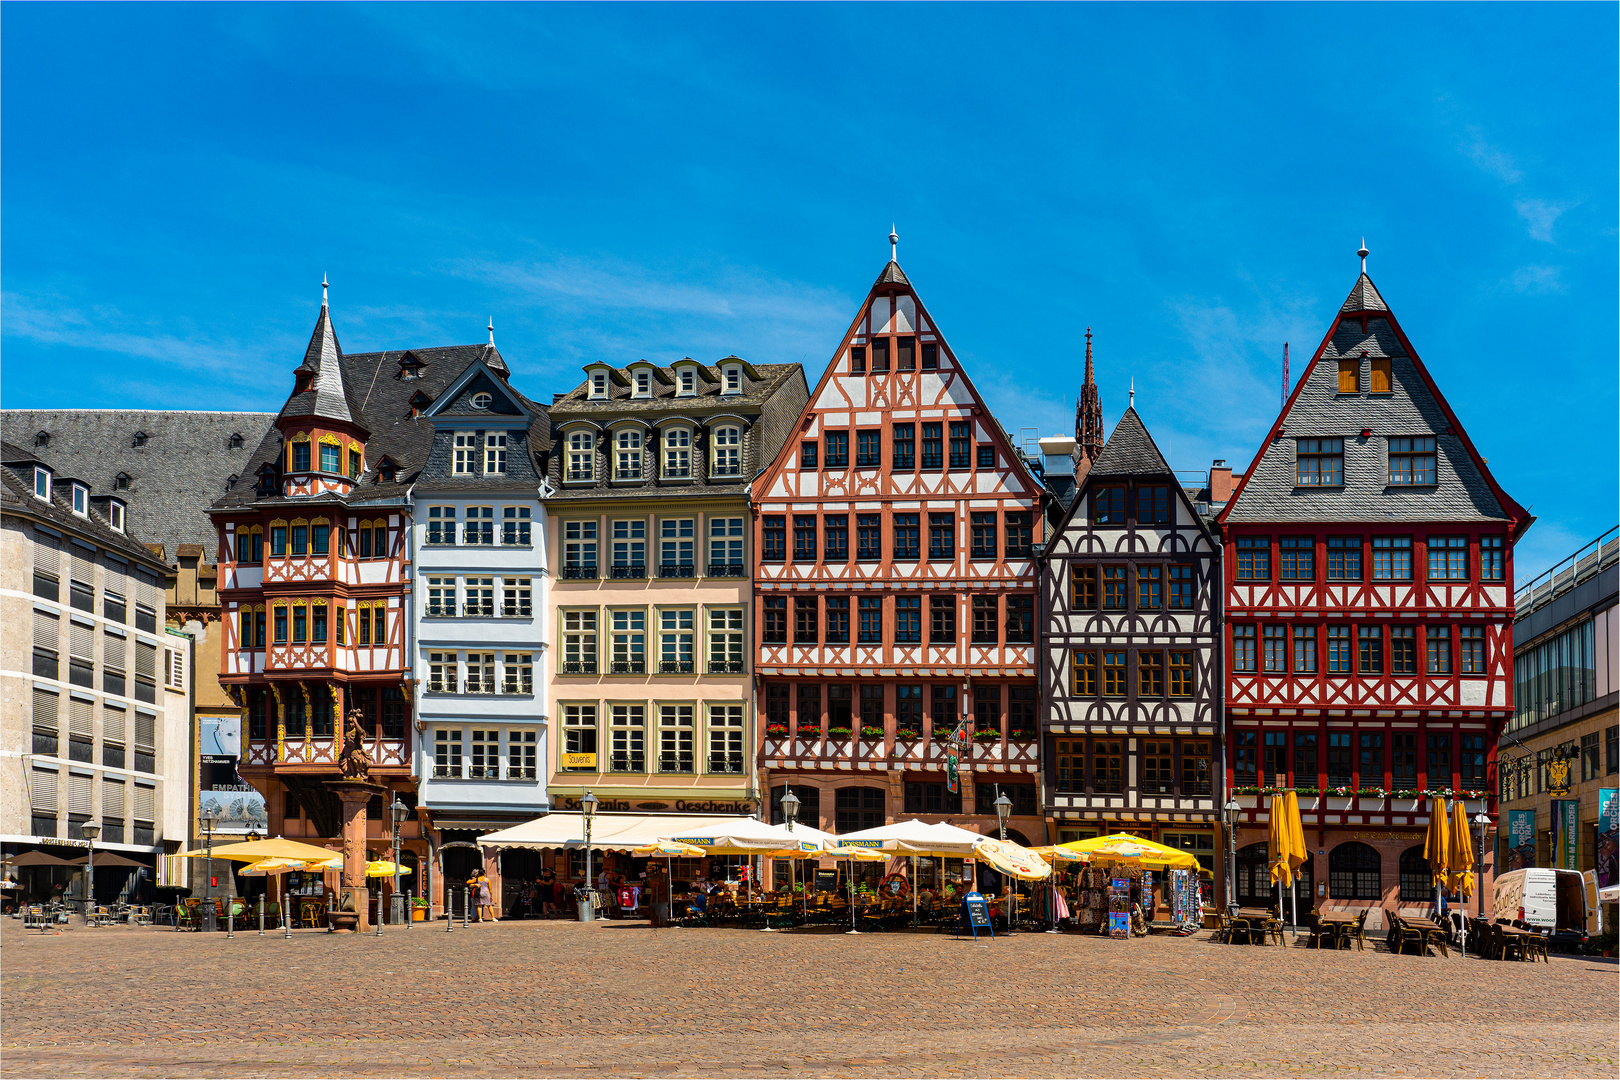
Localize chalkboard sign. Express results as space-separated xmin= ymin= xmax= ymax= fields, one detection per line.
xmin=814 ymin=870 xmax=839 ymax=894
xmin=957 ymin=890 xmax=994 ymax=941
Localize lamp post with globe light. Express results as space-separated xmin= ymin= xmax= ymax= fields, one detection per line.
xmin=78 ymin=820 xmax=101 ymax=925
xmin=579 ymin=791 xmax=599 ymax=922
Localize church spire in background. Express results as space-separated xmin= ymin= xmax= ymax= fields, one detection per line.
xmin=1074 ymin=327 xmax=1105 ymax=483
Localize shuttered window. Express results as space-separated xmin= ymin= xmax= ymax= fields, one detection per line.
xmin=68 ymin=773 xmax=92 ymax=816
xmin=104 ymin=633 xmax=126 ymax=673
xmin=133 ymin=782 xmax=155 ymax=823
xmin=103 ymin=705 xmax=126 ymax=745
xmin=166 ymin=648 xmax=184 ymax=689
xmin=69 ymin=696 xmax=93 ymax=738
xmin=31 ymin=768 xmax=59 ymax=811
xmin=135 ymin=641 xmax=156 ymax=677
xmin=135 ymin=711 xmax=156 ymax=752
xmin=69 ymin=621 xmax=93 ymax=661
xmin=32 ymin=687 xmax=59 ymax=733
xmin=34 ymin=533 xmax=59 ymax=576
xmin=104 ymin=557 xmax=127 ymax=600
xmin=34 ymin=610 xmax=59 ymax=651
xmin=70 ymin=541 xmax=94 ymax=585
xmin=104 ymin=778 xmax=125 ymax=819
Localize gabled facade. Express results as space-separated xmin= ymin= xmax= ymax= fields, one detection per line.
xmin=1217 ymin=262 xmax=1532 ymax=915
xmin=1039 ymin=406 xmax=1222 ymax=878
xmin=410 ymin=343 xmax=552 ymax=896
xmin=753 ymin=253 xmax=1049 ymax=863
xmin=542 ymin=353 xmax=807 ymax=881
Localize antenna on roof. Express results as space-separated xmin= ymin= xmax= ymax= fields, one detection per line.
xmin=1357 ymin=239 xmax=1369 ymax=275
xmin=889 ymin=225 xmax=898 ymax=262
xmin=488 ymin=317 xmax=495 ymax=347
xmin=322 ymin=274 xmax=329 ymax=308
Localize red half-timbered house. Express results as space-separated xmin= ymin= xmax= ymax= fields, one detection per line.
xmin=752 ymin=245 xmax=1049 ymax=883
xmin=1217 ymin=260 xmax=1531 ymax=915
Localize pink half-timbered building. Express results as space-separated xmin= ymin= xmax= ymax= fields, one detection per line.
xmin=752 ymin=245 xmax=1050 ymax=877
xmin=1217 ymin=260 xmax=1531 ymax=915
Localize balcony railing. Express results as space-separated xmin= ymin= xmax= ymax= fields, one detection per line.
xmin=502 ymin=603 xmax=533 ymax=617
xmin=658 ymin=563 xmax=696 ymax=579
xmin=425 ymin=604 xmax=454 ymax=617
xmin=610 ymin=660 xmax=645 ymax=675
xmin=463 ymin=603 xmax=495 ymax=617
xmin=1515 ymin=524 xmax=1620 ymax=617
xmin=708 ymin=659 xmax=746 ymax=674
xmin=464 ymin=678 xmax=496 ymax=695
xmin=608 ymin=564 xmax=647 ymax=580
xmin=708 ymin=754 xmax=745 ymax=774
xmin=565 ymin=470 xmax=594 ymax=482
xmin=562 ymin=661 xmax=597 ymax=674
xmin=706 ymin=562 xmax=746 ymax=578
xmin=560 ymin=565 xmax=598 ymax=580
xmin=659 ymin=660 xmax=695 ymax=674
xmin=427 ymin=679 xmax=458 ymax=694
xmin=610 ymin=754 xmax=645 ymax=773
xmin=658 ymin=756 xmax=696 ymax=774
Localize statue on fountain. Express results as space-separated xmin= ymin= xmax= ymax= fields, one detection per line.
xmin=338 ymin=707 xmax=372 ymax=781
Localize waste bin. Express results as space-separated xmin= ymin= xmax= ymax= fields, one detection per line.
xmin=576 ymin=885 xmax=597 ymax=923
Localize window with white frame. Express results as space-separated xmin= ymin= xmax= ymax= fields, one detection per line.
xmin=614 ymin=430 xmax=643 ymax=480
xmin=465 ymin=653 xmax=497 ymax=694
xmin=610 ymin=705 xmax=645 ymax=772
xmin=508 ymin=729 xmax=537 ymax=779
xmin=107 ymin=500 xmax=125 ymax=532
xmin=676 ymin=367 xmax=696 ymax=396
xmin=470 ymin=729 xmax=500 ymax=778
xmin=708 ymin=517 xmax=744 ymax=571
xmin=426 ymin=577 xmax=456 ymax=617
xmin=464 ymin=505 xmax=494 ymax=545
xmin=708 ymin=704 xmax=745 ymax=773
xmin=433 ymin=729 xmax=463 ymax=778
xmin=502 ymin=505 xmax=531 ymax=545
xmin=427 ymin=506 xmax=457 ymax=545
xmin=610 ymin=610 xmax=645 ymax=673
xmin=589 ymin=371 xmax=608 ymax=400
xmin=485 ymin=432 xmax=507 ymax=474
xmin=663 ymin=428 xmax=692 ymax=478
xmin=503 ymin=653 xmax=533 ymax=694
xmin=722 ymin=365 xmax=741 ymax=395
xmin=471 ymin=392 xmax=491 ymax=410
xmin=566 ymin=431 xmax=595 ymax=481
xmin=502 ymin=577 xmax=532 ymax=617
xmin=562 ymin=704 xmax=597 ymax=767
xmin=71 ymin=484 xmax=88 ymax=516
xmin=562 ymin=611 xmax=598 ymax=673
xmin=633 ymin=370 xmax=651 ymax=398
xmin=464 ymin=577 xmax=494 ymax=617
xmin=659 ymin=608 xmax=695 ymax=673
xmin=659 ymin=518 xmax=695 ymax=575
xmin=610 ymin=519 xmax=646 ymax=575
xmin=454 ymin=433 xmax=478 ymax=474
xmin=563 ymin=520 xmax=597 ymax=572
xmin=711 ymin=426 xmax=741 ymax=477
xmin=34 ymin=467 xmax=51 ymax=499
xmin=658 ymin=704 xmax=695 ymax=773
xmin=708 ymin=608 xmax=745 ymax=673
xmin=427 ymin=652 xmax=457 ymax=693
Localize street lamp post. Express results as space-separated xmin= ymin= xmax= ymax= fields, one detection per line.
xmin=580 ymin=791 xmax=599 ymax=922
xmin=199 ymin=807 xmax=220 ymax=932
xmin=1473 ymin=811 xmax=1491 ymax=932
xmin=994 ymin=788 xmax=1013 ymax=933
xmin=389 ymin=797 xmax=408 ymax=928
xmin=79 ymin=820 xmax=101 ymax=925
xmin=782 ymin=787 xmax=802 ymax=922
xmin=1224 ymin=798 xmax=1241 ymax=914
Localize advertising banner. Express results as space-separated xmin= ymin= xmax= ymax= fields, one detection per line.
xmin=1506 ymin=809 xmax=1536 ymax=871
xmin=1556 ymin=798 xmax=1580 ymax=871
xmin=199 ymin=715 xmax=268 ymax=834
xmin=1597 ymin=789 xmax=1618 ymax=889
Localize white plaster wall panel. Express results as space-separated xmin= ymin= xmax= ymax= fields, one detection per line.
xmin=895 ymin=296 xmax=916 ymax=332
xmin=870 ymin=300 xmax=891 ymax=333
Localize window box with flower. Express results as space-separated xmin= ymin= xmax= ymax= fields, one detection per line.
xmin=859 ymin=725 xmax=885 ymax=741
xmin=972 ymin=729 xmax=1002 ymax=743
xmin=764 ymin=722 xmax=789 ymax=738
xmin=894 ymin=728 xmax=920 ymax=743
xmin=826 ymin=726 xmax=853 ymax=741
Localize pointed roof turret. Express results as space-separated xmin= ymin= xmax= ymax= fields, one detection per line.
xmin=480 ymin=316 xmax=510 ymax=376
xmin=281 ymin=279 xmax=357 ymax=427
xmin=1088 ymin=406 xmax=1171 ymax=479
xmin=1074 ymin=327 xmax=1105 ymax=482
xmin=1339 ymin=273 xmax=1390 ymax=315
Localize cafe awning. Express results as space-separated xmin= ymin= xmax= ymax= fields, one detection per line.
xmin=478 ymin=814 xmax=731 ymax=853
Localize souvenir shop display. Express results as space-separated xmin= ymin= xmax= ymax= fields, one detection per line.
xmin=1107 ymin=877 xmax=1131 ymax=939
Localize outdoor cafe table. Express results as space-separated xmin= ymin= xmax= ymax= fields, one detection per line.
xmin=1400 ymin=915 xmax=1450 ymax=957
xmin=1233 ymin=907 xmax=1278 ymax=945
xmin=1317 ymin=910 xmax=1356 ymax=949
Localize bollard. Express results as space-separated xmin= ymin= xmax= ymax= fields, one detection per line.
xmin=462 ymin=886 xmax=469 ymax=929
xmin=283 ymin=891 xmax=291 ymax=939
xmin=376 ymin=893 xmax=383 ymax=937
xmin=446 ymin=886 xmax=454 ymax=932
xmin=227 ymin=900 xmax=234 ymax=939
xmin=258 ymin=896 xmax=265 ymax=937
xmin=406 ymin=889 xmax=412 ymax=931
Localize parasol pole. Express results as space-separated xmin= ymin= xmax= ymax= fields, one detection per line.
xmin=911 ymin=855 xmax=917 ymax=928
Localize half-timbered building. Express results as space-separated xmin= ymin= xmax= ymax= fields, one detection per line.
xmin=1039 ymin=405 xmax=1222 ymax=878
xmin=753 ymin=244 xmax=1049 ymax=879
xmin=1217 ymin=258 xmax=1532 ymax=915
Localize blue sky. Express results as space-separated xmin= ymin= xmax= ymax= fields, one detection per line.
xmin=3 ymin=4 xmax=1614 ymax=576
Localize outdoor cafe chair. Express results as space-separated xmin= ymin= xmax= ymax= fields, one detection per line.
xmin=1386 ymin=911 xmax=1424 ymax=955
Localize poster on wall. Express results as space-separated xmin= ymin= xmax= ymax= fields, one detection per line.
xmin=1556 ymin=798 xmax=1580 ymax=871
xmin=1506 ymin=809 xmax=1536 ymax=871
xmin=200 ymin=715 xmax=268 ymax=834
xmin=1597 ymin=789 xmax=1618 ymax=889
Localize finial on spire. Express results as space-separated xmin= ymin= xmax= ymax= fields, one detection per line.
xmin=889 ymin=225 xmax=898 ymax=262
xmin=321 ymin=274 xmax=329 ymax=309
xmin=488 ymin=317 xmax=495 ymax=346
xmin=1129 ymin=378 xmax=1136 ymax=408
xmin=1357 ymin=238 xmax=1369 ymax=275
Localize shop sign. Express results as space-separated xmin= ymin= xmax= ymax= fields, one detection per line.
xmin=1506 ymin=809 xmax=1536 ymax=870
xmin=1597 ymin=789 xmax=1618 ymax=889
xmin=38 ymin=836 xmax=91 ymax=850
xmin=1352 ymin=831 xmax=1424 ymax=842
xmin=1555 ymin=799 xmax=1579 ymax=871
xmin=1545 ymin=755 xmax=1573 ymax=797
xmin=551 ymin=794 xmax=754 ymax=814
xmin=200 ymin=716 xmax=268 ymax=834
xmin=561 ymin=752 xmax=597 ymax=770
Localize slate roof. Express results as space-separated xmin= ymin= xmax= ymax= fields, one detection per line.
xmin=416 ymin=364 xmax=551 ymax=495
xmin=875 ymin=261 xmax=910 ymax=287
xmin=1223 ymin=272 xmax=1519 ymax=525
xmin=1088 ymin=407 xmax=1172 ymax=478
xmin=1 ymin=410 xmax=274 ymax=564
xmin=0 ymin=439 xmax=169 ymax=569
xmin=547 ymin=360 xmax=807 ymax=500
xmin=282 ymin=300 xmax=363 ymax=428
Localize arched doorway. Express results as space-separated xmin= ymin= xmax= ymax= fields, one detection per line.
xmin=1235 ymin=841 xmax=1313 ymax=909
xmin=1328 ymin=842 xmax=1382 ymax=902
xmin=1398 ymin=846 xmax=1431 ymax=903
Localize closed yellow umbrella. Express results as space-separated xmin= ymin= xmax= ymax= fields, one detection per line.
xmin=1423 ymin=795 xmax=1450 ymax=892
xmin=1447 ymin=801 xmax=1475 ymax=901
xmin=1267 ymin=794 xmax=1293 ymax=889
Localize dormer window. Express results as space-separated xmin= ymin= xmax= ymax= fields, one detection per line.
xmin=472 ymin=392 xmax=492 ymax=410
xmin=34 ymin=431 xmax=49 ymax=448
xmin=108 ymin=500 xmax=126 ymax=532
xmin=712 ymin=425 xmax=742 ymax=477
xmin=633 ymin=370 xmax=651 ymax=398
xmin=256 ymin=464 xmax=277 ymax=495
xmin=132 ymin=431 xmax=148 ymax=447
xmin=33 ymin=467 xmax=51 ymax=499
xmin=454 ymin=433 xmax=477 ymax=475
xmin=377 ymin=459 xmax=397 ymax=484
xmin=614 ymin=430 xmax=643 ymax=480
xmin=589 ymin=372 xmax=609 ymax=400
xmin=677 ymin=368 xmax=696 ymax=396
xmin=114 ymin=472 xmax=131 ymax=491
xmin=71 ymin=484 xmax=88 ymax=516
xmin=566 ymin=431 xmax=596 ymax=482
xmin=663 ymin=427 xmax=692 ymax=478
xmin=485 ymin=432 xmax=507 ymax=474
xmin=398 ymin=353 xmax=426 ymax=380
xmin=722 ymin=366 xmax=742 ymax=395
xmin=409 ymin=391 xmax=432 ymax=418
xmin=226 ymin=474 xmax=239 ymax=490
xmin=228 ymin=433 xmax=244 ymax=450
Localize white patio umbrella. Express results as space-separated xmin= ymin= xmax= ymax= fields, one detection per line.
xmin=661 ymin=816 xmax=839 ymax=923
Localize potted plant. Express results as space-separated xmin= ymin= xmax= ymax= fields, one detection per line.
xmin=764 ymin=722 xmax=789 ymax=738
xmin=1009 ymin=729 xmax=1037 ymax=743
xmin=1295 ymin=786 xmax=1321 ymax=810
xmin=859 ymin=725 xmax=885 ymax=741
xmin=1233 ymin=784 xmax=1261 ymax=809
xmin=411 ymin=897 xmax=430 ymax=922
xmin=931 ymin=726 xmax=956 ymax=742
xmin=1356 ymin=787 xmax=1387 ymax=810
xmin=972 ymin=729 xmax=1002 ymax=742
xmin=1391 ymin=789 xmax=1422 ymax=812
xmin=1325 ymin=785 xmax=1355 ymax=811
xmin=826 ymin=725 xmax=853 ymax=743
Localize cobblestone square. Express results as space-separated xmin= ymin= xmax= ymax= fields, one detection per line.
xmin=2 ymin=920 xmax=1616 ymax=1079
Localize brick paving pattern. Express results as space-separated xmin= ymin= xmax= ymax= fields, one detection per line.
xmin=3 ymin=920 xmax=1616 ymax=1078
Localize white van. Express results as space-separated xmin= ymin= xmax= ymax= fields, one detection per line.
xmin=1492 ymin=868 xmax=1600 ymax=949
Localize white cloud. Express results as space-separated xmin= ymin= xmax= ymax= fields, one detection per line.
xmin=1 ymin=290 xmax=274 ymax=377
xmin=1509 ymin=265 xmax=1565 ymax=294
xmin=1461 ymin=125 xmax=1523 ymax=185
xmin=1515 ymin=198 xmax=1570 ymax=243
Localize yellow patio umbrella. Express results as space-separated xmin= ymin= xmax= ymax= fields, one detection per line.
xmin=1058 ymin=833 xmax=1198 ymax=869
xmin=367 ymin=861 xmax=411 ymax=878
xmin=1423 ymin=795 xmax=1450 ymax=892
xmin=631 ymin=842 xmax=709 ymax=858
xmin=1267 ymin=795 xmax=1294 ymax=889
xmin=1446 ymin=801 xmax=1475 ymax=901
xmin=1031 ymin=845 xmax=1088 ymax=864
xmin=973 ymin=838 xmax=1052 ymax=881
xmin=177 ymin=837 xmax=339 ymax=863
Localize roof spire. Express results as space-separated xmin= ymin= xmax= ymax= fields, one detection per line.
xmin=321 ymin=274 xmax=329 ymax=309
xmin=1129 ymin=378 xmax=1136 ymax=408
xmin=1358 ymin=238 xmax=1369 ymax=275
xmin=889 ymin=225 xmax=898 ymax=263
xmin=1075 ymin=327 xmax=1105 ymax=478
xmin=488 ymin=317 xmax=495 ymax=346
